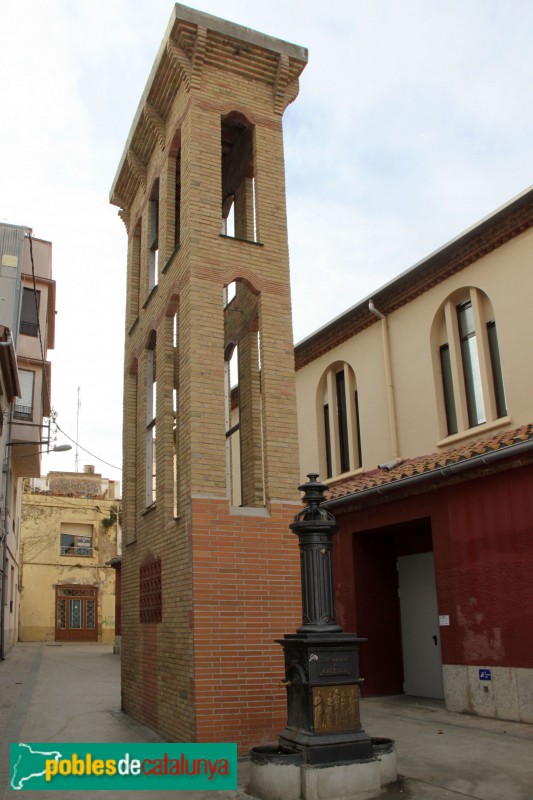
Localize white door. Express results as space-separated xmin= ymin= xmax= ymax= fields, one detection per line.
xmin=397 ymin=552 xmax=444 ymax=699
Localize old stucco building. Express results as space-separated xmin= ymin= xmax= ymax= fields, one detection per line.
xmin=19 ymin=468 xmax=120 ymax=643
xmin=110 ymin=5 xmax=307 ymax=749
xmin=0 ymin=225 xmax=56 ymax=657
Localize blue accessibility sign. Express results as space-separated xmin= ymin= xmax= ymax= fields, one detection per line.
xmin=479 ymin=669 xmax=492 ymax=681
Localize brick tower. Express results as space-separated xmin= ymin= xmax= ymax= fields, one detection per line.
xmin=110 ymin=5 xmax=307 ymax=749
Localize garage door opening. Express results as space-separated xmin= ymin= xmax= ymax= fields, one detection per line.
xmin=353 ymin=518 xmax=443 ymax=699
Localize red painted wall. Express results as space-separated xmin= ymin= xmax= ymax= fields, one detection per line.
xmin=331 ymin=463 xmax=533 ymax=696
xmin=352 ymin=533 xmax=404 ymax=696
xmin=440 ymin=467 xmax=533 ymax=668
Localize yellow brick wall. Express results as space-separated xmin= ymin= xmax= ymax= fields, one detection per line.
xmin=117 ymin=14 xmax=306 ymax=749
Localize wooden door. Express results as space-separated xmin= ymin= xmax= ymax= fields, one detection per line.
xmin=55 ymin=585 xmax=98 ymax=641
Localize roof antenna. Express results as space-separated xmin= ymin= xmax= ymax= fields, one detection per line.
xmin=75 ymin=386 xmax=81 ymax=472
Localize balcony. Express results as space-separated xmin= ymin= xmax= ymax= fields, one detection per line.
xmin=14 ymin=403 xmax=33 ymax=420
xmin=60 ymin=546 xmax=93 ymax=557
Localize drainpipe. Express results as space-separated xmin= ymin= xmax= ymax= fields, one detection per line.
xmin=368 ymin=301 xmax=399 ymax=460
xmin=0 ymin=335 xmax=16 ymax=660
xmin=0 ymin=408 xmax=13 ymax=660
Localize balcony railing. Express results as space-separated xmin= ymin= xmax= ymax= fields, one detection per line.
xmin=60 ymin=546 xmax=93 ymax=557
xmin=14 ymin=404 xmax=33 ymax=419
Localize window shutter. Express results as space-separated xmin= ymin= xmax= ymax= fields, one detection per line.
xmin=18 ymin=370 xmax=34 ymax=408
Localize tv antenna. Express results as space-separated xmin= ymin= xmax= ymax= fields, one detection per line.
xmin=75 ymin=386 xmax=81 ymax=472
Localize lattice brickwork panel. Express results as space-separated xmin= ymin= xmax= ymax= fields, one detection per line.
xmin=139 ymin=556 xmax=162 ymax=623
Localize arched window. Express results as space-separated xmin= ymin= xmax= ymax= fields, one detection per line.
xmin=318 ymin=363 xmax=362 ymax=479
xmin=220 ymin=112 xmax=257 ymax=242
xmin=223 ymin=278 xmax=263 ymax=507
xmin=433 ymin=287 xmax=507 ymax=437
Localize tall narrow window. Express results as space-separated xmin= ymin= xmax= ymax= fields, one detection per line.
xmin=323 ymin=388 xmax=332 ymax=479
xmin=20 ymin=288 xmax=40 ymax=337
xmin=148 ymin=182 xmax=159 ymax=292
xmin=129 ymin=221 xmax=142 ymax=322
xmin=457 ymin=301 xmax=486 ymax=427
xmin=224 ymin=341 xmax=240 ymax=506
xmin=487 ymin=321 xmax=507 ymax=418
xmin=335 ymin=370 xmax=350 ymax=474
xmin=354 ymin=390 xmax=363 ymax=468
xmin=10 ymin=565 xmax=15 ymax=613
xmin=223 ymin=279 xmax=264 ymax=507
xmin=15 ymin=369 xmax=34 ymax=419
xmin=320 ymin=363 xmax=361 ymax=479
xmin=146 ymin=333 xmax=157 ymax=507
xmin=221 ymin=113 xmax=257 ymax=242
xmin=175 ymin=150 xmax=181 ymax=248
xmin=439 ymin=344 xmax=458 ymax=435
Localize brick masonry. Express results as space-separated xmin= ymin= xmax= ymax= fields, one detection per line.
xmin=113 ymin=8 xmax=307 ymax=751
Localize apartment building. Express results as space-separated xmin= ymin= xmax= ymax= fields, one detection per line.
xmin=19 ymin=467 xmax=120 ymax=644
xmin=0 ymin=224 xmax=55 ymax=657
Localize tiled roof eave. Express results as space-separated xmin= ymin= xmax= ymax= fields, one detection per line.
xmin=324 ymin=433 xmax=533 ymax=512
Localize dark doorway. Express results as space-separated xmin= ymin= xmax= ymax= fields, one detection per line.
xmin=353 ymin=518 xmax=435 ymax=697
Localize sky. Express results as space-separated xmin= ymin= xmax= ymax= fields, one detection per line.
xmin=1 ymin=0 xmax=533 ymax=486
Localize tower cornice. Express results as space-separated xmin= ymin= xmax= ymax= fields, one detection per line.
xmin=110 ymin=3 xmax=307 ymax=212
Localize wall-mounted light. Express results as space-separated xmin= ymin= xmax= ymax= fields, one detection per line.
xmin=6 ymin=441 xmax=72 ymax=452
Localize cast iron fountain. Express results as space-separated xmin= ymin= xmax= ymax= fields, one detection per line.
xmin=250 ymin=474 xmax=397 ymax=800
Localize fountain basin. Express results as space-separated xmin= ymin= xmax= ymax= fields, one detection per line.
xmin=249 ymin=738 xmax=396 ymax=800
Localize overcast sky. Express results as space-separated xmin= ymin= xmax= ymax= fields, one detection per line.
xmin=1 ymin=0 xmax=532 ymax=486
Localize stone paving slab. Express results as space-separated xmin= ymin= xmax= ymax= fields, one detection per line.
xmin=1 ymin=643 xmax=533 ymax=800
xmin=0 ymin=643 xmax=243 ymax=800
xmin=364 ymin=695 xmax=533 ymax=800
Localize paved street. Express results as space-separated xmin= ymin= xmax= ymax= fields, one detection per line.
xmin=1 ymin=643 xmax=532 ymax=799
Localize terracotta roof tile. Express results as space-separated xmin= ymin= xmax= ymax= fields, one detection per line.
xmin=326 ymin=423 xmax=533 ymax=501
